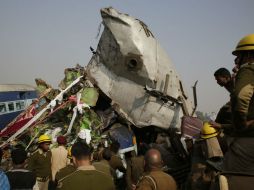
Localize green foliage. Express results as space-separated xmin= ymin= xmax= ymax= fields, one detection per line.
xmin=80 ymin=88 xmax=99 ymax=106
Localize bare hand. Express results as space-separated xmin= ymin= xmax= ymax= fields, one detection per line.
xmin=209 ymin=121 xmax=222 ymax=129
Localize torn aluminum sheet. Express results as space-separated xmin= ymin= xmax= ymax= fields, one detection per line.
xmin=86 ymin=7 xmax=194 ymax=130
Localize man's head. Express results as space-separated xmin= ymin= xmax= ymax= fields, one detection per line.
xmin=38 ymin=134 xmax=51 ymax=152
xmin=232 ymin=34 xmax=254 ymax=66
xmin=102 ymin=148 xmax=112 ymax=161
xmin=11 ymin=148 xmax=27 ymax=166
xmin=57 ymin=136 xmax=67 ymax=146
xmin=71 ymin=142 xmax=91 ymax=167
xmin=214 ymin=68 xmax=231 ymax=87
xmin=144 ymin=148 xmax=163 ymax=172
xmin=39 ymin=142 xmax=50 ymax=152
xmin=110 ymin=141 xmax=120 ymax=154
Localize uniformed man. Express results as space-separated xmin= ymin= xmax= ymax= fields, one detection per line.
xmin=93 ymin=147 xmax=114 ymax=178
xmin=28 ymin=134 xmax=52 ymax=190
xmin=136 ymin=148 xmax=177 ymax=190
xmin=109 ymin=141 xmax=126 ymax=174
xmin=185 ymin=122 xmax=223 ymax=190
xmin=57 ymin=142 xmax=115 ymax=190
xmin=210 ymin=33 xmax=254 ymax=190
xmin=126 ymin=143 xmax=148 ymax=190
xmin=109 ymin=141 xmax=126 ymax=189
xmin=224 ymin=34 xmax=254 ymax=174
xmin=55 ymin=146 xmax=76 ymax=184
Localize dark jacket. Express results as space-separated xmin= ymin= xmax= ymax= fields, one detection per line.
xmin=6 ymin=168 xmax=36 ymax=190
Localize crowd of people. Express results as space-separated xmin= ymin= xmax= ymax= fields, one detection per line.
xmin=0 ymin=134 xmax=177 ymax=190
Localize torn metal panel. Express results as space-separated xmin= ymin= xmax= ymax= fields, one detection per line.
xmin=87 ymin=7 xmax=194 ymax=130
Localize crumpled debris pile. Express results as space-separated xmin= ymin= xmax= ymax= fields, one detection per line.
xmin=0 ymin=9 xmax=198 ymax=182
xmin=0 ymin=64 xmax=134 ymax=159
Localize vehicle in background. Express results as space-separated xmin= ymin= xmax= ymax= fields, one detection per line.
xmin=0 ymin=84 xmax=37 ymax=130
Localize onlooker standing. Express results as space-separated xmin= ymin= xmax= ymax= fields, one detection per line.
xmin=55 ymin=146 xmax=76 ymax=183
xmin=28 ymin=134 xmax=52 ymax=190
xmin=51 ymin=136 xmax=68 ymax=181
xmin=109 ymin=141 xmax=126 ymax=174
xmin=0 ymin=148 xmax=10 ymax=190
xmin=126 ymin=143 xmax=148 ymax=190
xmin=6 ymin=148 xmax=36 ymax=190
xmin=93 ymin=148 xmax=114 ymax=178
xmin=136 ymin=149 xmax=177 ymax=190
xmin=109 ymin=141 xmax=126 ymax=190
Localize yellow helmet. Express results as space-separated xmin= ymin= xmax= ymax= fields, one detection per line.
xmin=200 ymin=122 xmax=219 ymax=139
xmin=38 ymin=134 xmax=51 ymax=144
xmin=232 ymin=34 xmax=254 ymax=55
xmin=67 ymin=146 xmax=72 ymax=159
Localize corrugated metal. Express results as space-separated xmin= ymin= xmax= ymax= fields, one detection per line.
xmin=0 ymin=84 xmax=35 ymax=92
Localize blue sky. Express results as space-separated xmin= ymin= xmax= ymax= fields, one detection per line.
xmin=0 ymin=0 xmax=253 ymax=113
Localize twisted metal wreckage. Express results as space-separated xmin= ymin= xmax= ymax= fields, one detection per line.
xmin=0 ymin=7 xmax=201 ymax=183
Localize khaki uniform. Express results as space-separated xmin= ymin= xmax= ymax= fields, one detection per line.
xmin=55 ymin=164 xmax=76 ymax=182
xmin=231 ymin=63 xmax=254 ymax=133
xmin=223 ymin=63 xmax=254 ymax=175
xmin=57 ymin=165 xmax=115 ymax=190
xmin=109 ymin=154 xmax=126 ymax=173
xmin=126 ymin=156 xmax=144 ymax=190
xmin=136 ymin=170 xmax=177 ymax=190
xmin=51 ymin=146 xmax=68 ymax=181
xmin=109 ymin=154 xmax=126 ymax=189
xmin=222 ymin=175 xmax=254 ymax=190
xmin=28 ymin=149 xmax=52 ymax=190
xmin=93 ymin=159 xmax=114 ymax=178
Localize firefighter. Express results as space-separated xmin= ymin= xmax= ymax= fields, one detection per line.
xmin=224 ymin=34 xmax=254 ymax=174
xmin=28 ymin=134 xmax=52 ymax=190
xmin=211 ymin=34 xmax=254 ymax=190
xmin=186 ymin=123 xmax=223 ymax=190
xmin=212 ymin=34 xmax=254 ymax=173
